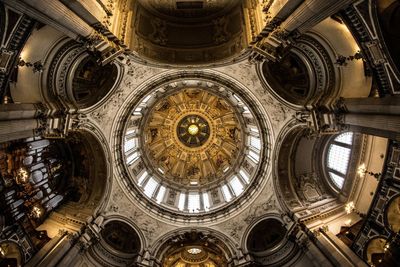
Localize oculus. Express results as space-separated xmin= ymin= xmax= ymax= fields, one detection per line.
xmin=177 ymin=115 xmax=210 ymax=147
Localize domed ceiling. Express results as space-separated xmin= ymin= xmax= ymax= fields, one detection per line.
xmin=138 ymin=0 xmax=240 ymax=19
xmin=130 ymin=0 xmax=247 ymax=65
xmin=142 ymin=89 xmax=244 ymax=187
xmin=120 ymin=76 xmax=269 ymax=216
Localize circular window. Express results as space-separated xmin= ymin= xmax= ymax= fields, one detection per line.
xmin=122 ymin=79 xmax=267 ymax=215
xmin=326 ymin=132 xmax=354 ymax=189
xmin=177 ymin=115 xmax=210 ymax=147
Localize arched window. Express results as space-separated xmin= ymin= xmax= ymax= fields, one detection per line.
xmin=326 ymin=132 xmax=354 ymax=189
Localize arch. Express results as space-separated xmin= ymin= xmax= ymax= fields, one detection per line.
xmin=68 ymin=54 xmax=122 ymax=109
xmin=87 ymin=217 xmax=144 ymax=267
xmin=0 ymin=240 xmax=24 ymax=266
xmin=150 ymin=228 xmax=237 ymax=267
xmin=273 ymin=120 xmax=315 ymax=211
xmin=125 ymin=0 xmax=250 ymax=67
xmin=34 ymin=127 xmax=112 ymax=238
xmin=258 ymin=35 xmax=336 ymax=109
xmin=246 ymin=218 xmax=287 ymax=252
xmin=242 ymin=215 xmax=299 ymax=266
xmin=0 ymin=129 xmax=111 ymax=262
xmin=48 ymin=41 xmax=123 ymax=110
xmin=56 ymin=129 xmax=110 ymax=214
xmin=260 ymin=50 xmax=314 ymax=108
xmin=385 ymin=194 xmax=400 ymax=233
xmin=325 ymin=132 xmax=354 ymax=190
xmin=320 ymin=132 xmax=363 ymax=198
xmin=273 ymin=119 xmax=364 ymax=215
xmin=364 ymin=237 xmax=388 ymax=266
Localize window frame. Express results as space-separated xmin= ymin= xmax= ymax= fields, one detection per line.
xmin=325 ymin=132 xmax=354 ymax=190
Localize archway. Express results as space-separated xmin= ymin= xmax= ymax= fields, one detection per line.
xmin=244 ymin=216 xmax=298 ymax=266
xmin=0 ymin=129 xmax=110 ymax=263
xmin=70 ymin=54 xmax=119 ymax=109
xmin=152 ymin=229 xmax=235 ymax=267
xmin=127 ymin=0 xmax=248 ymax=66
xmin=88 ymin=220 xmax=142 ymax=266
xmin=0 ymin=241 xmax=23 ymax=266
xmin=386 ymin=195 xmax=400 ymax=233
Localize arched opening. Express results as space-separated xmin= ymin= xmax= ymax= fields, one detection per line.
xmin=88 ymin=220 xmax=142 ymax=266
xmin=128 ymin=0 xmax=248 ymax=65
xmin=274 ymin=125 xmax=333 ymax=211
xmin=70 ymin=54 xmax=119 ymax=108
xmin=154 ymin=230 xmax=233 ymax=267
xmin=262 ymin=52 xmax=312 ymax=106
xmin=386 ymin=195 xmax=400 ymax=233
xmin=0 ymin=241 xmax=23 ymax=266
xmin=259 ymin=35 xmax=337 ymax=109
xmin=0 ymin=131 xmax=109 ymax=263
xmin=245 ymin=217 xmax=298 ymax=266
xmin=325 ymin=132 xmax=355 ymax=190
xmin=41 ymin=131 xmax=109 ymax=228
xmin=246 ymin=218 xmax=286 ymax=252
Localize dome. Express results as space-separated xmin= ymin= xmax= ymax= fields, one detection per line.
xmin=121 ymin=77 xmax=268 ymax=216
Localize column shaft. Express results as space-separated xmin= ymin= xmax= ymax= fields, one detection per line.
xmin=0 ymin=104 xmax=39 ymax=121
xmin=0 ymin=119 xmax=39 ymax=142
xmin=3 ymin=0 xmax=94 ymax=40
xmin=344 ymin=113 xmax=400 ymax=140
xmin=344 ymin=96 xmax=400 ymax=115
xmin=280 ymin=0 xmax=354 ymax=33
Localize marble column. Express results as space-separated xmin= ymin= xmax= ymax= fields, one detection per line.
xmin=344 ymin=113 xmax=400 ymax=140
xmin=0 ymin=119 xmax=40 ymax=142
xmin=0 ymin=103 xmax=40 ymax=120
xmin=60 ymin=0 xmax=107 ymax=26
xmin=280 ymin=0 xmax=355 ymax=33
xmin=2 ymin=0 xmax=95 ymax=40
xmin=344 ymin=96 xmax=400 ymax=115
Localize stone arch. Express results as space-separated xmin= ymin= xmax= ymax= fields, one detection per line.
xmin=0 ymin=126 xmax=111 ymax=263
xmin=87 ymin=217 xmax=144 ymax=267
xmin=273 ymin=120 xmax=315 ymax=211
xmin=258 ymin=35 xmax=336 ymax=109
xmin=385 ymin=194 xmax=400 ymax=233
xmin=272 ymin=120 xmax=357 ymax=215
xmin=242 ymin=214 xmax=299 ymax=266
xmin=36 ymin=126 xmax=112 ymax=237
xmin=47 ymin=41 xmax=123 ymax=110
xmin=10 ymin=26 xmax=123 ymax=110
xmin=150 ymin=228 xmax=237 ymax=267
xmin=126 ymin=0 xmax=249 ymax=67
